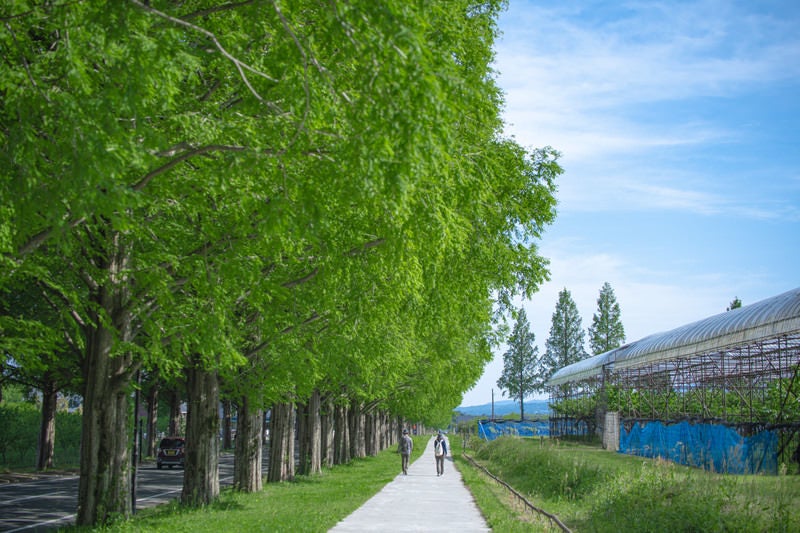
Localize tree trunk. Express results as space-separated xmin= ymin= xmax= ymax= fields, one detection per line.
xmin=348 ymin=401 xmax=366 ymax=459
xmin=145 ymin=381 xmax=159 ymax=457
xmin=222 ymin=400 xmax=233 ymax=450
xmin=267 ymin=402 xmax=295 ymax=482
xmin=320 ymin=395 xmax=334 ymax=468
xmin=379 ymin=411 xmax=389 ymax=452
xmin=77 ymin=235 xmax=134 ymax=526
xmin=168 ymin=389 xmax=182 ymax=436
xmin=297 ymin=390 xmax=322 ymax=475
xmin=37 ymin=378 xmax=57 ymax=470
xmin=365 ymin=411 xmax=377 ymax=456
xmin=233 ymin=396 xmax=262 ymax=492
xmin=181 ymin=364 xmax=220 ymax=507
xmin=333 ymin=403 xmax=349 ymax=465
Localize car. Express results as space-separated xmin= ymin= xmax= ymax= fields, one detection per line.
xmin=156 ymin=437 xmax=185 ymax=469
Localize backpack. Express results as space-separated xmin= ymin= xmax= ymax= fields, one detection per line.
xmin=399 ymin=436 xmax=410 ymax=454
xmin=434 ymin=439 xmax=443 ymax=457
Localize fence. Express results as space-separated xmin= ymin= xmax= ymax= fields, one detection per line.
xmin=619 ymin=419 xmax=778 ymax=474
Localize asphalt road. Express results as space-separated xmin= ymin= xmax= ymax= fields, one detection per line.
xmin=0 ymin=453 xmax=263 ymax=532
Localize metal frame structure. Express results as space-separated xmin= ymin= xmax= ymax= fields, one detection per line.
xmin=545 ymin=288 xmax=800 ymax=467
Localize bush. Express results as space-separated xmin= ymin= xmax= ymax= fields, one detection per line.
xmin=0 ymin=402 xmax=82 ymax=469
xmin=0 ymin=403 xmax=40 ymax=467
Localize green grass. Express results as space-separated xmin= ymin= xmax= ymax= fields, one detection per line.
xmin=68 ymin=436 xmax=426 ymax=533
xmin=64 ymin=434 xmax=800 ymax=532
xmin=457 ymin=437 xmax=800 ymax=533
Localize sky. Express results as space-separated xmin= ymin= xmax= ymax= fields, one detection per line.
xmin=460 ymin=0 xmax=800 ymax=407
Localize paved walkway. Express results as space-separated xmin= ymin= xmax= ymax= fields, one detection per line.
xmin=330 ymin=436 xmax=490 ymax=532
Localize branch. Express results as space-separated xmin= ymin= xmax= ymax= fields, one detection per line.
xmin=244 ymin=311 xmax=322 ymax=358
xmin=130 ymin=0 xmax=277 ymax=102
xmin=347 ymin=238 xmax=385 ymax=256
xmin=4 ymin=21 xmax=51 ymax=104
xmin=282 ymin=267 xmax=319 ymax=289
xmin=16 ymin=216 xmax=86 ymax=258
xmin=132 ymin=144 xmax=246 ymax=191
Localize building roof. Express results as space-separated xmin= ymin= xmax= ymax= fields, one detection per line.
xmin=546 ymin=287 xmax=800 ymax=387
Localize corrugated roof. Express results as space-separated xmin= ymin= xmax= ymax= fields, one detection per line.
xmin=546 ymin=287 xmax=800 ymax=387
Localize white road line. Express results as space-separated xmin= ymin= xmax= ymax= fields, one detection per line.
xmin=4 ymin=513 xmax=75 ymax=533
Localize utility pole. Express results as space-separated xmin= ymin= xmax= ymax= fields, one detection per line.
xmin=131 ymin=370 xmax=141 ymax=513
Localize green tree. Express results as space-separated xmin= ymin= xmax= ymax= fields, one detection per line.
xmin=541 ymin=288 xmax=587 ymax=384
xmin=497 ymin=308 xmax=539 ymax=421
xmin=587 ymin=282 xmax=626 ymax=355
xmin=1 ymin=0 xmax=560 ymax=524
xmin=727 ymin=297 xmax=742 ymax=311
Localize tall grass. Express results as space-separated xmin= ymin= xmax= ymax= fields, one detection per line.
xmin=461 ymin=437 xmax=800 ymax=532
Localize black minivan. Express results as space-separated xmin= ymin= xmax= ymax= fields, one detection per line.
xmin=156 ymin=437 xmax=185 ymax=469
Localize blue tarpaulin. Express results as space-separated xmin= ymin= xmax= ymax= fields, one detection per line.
xmin=619 ymin=420 xmax=778 ymax=474
xmin=478 ymin=420 xmax=550 ymax=440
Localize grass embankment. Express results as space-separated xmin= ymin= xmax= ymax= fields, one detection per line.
xmin=69 ymin=435 xmax=427 ymax=533
xmin=456 ymin=436 xmax=800 ymax=532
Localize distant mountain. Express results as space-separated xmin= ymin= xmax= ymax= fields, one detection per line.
xmin=456 ymin=399 xmax=549 ymax=417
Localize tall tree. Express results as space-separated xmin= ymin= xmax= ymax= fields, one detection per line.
xmin=1 ymin=0 xmax=560 ymax=523
xmin=540 ymin=289 xmax=587 ymax=387
xmin=587 ymin=282 xmax=626 ymax=355
xmin=727 ymin=297 xmax=742 ymax=311
xmin=497 ymin=308 xmax=539 ymax=421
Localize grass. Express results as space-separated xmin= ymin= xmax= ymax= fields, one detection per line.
xmin=67 ymin=436 xmax=426 ymax=533
xmin=63 ymin=434 xmax=800 ymax=532
xmin=457 ymin=436 xmax=800 ymax=532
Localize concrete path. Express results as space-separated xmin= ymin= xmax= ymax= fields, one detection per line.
xmin=330 ymin=436 xmax=490 ymax=532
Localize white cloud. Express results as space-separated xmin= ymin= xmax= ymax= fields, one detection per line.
xmin=461 ymin=241 xmax=746 ymax=406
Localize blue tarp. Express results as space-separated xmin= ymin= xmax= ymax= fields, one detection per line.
xmin=478 ymin=420 xmax=550 ymax=440
xmin=619 ymin=420 xmax=778 ymax=474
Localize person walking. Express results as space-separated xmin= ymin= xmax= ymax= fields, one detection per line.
xmin=434 ymin=430 xmax=448 ymax=476
xmin=398 ymin=428 xmax=413 ymax=475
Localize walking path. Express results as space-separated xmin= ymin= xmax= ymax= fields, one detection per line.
xmin=330 ymin=436 xmax=491 ymax=532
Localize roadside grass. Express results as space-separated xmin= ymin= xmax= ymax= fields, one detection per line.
xmin=68 ymin=436 xmax=427 ymax=533
xmin=457 ymin=436 xmax=800 ymax=532
xmin=455 ymin=454 xmax=560 ymax=532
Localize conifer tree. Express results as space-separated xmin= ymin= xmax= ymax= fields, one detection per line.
xmin=541 ymin=288 xmax=587 ymax=385
xmin=497 ymin=308 xmax=538 ymax=421
xmin=587 ymin=282 xmax=626 ymax=355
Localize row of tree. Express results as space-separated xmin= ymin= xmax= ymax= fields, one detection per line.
xmin=499 ymin=285 xmax=746 ymax=420
xmin=498 ymin=282 xmax=625 ymax=419
xmin=0 ymin=1 xmax=561 ymax=526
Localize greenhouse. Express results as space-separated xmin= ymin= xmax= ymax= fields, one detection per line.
xmin=546 ymin=287 xmax=800 ymax=474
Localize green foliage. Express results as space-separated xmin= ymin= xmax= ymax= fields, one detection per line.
xmin=2 ymin=0 xmax=561 ymax=520
xmin=605 ymin=377 xmax=800 ymax=423
xmin=727 ymin=297 xmax=743 ymax=311
xmin=497 ymin=308 xmax=539 ymax=418
xmin=587 ymin=282 xmax=626 ymax=356
xmin=0 ymin=402 xmax=81 ymax=468
xmin=540 ymin=289 xmax=587 ymax=386
xmin=0 ymin=402 xmax=39 ymax=466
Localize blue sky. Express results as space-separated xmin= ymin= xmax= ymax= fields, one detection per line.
xmin=461 ymin=0 xmax=800 ymax=407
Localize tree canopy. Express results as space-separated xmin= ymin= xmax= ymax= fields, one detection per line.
xmin=588 ymin=282 xmax=626 ymax=355
xmin=541 ymin=288 xmax=587 ymax=386
xmin=1 ymin=0 xmax=560 ymax=525
xmin=497 ymin=307 xmax=539 ymax=420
